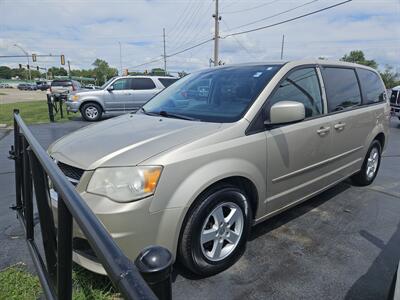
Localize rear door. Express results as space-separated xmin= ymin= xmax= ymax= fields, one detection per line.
xmin=129 ymin=78 xmax=159 ymax=110
xmin=320 ymin=66 xmax=372 ymax=182
xmin=103 ymin=78 xmax=132 ymax=111
xmin=265 ymin=66 xmax=333 ymax=212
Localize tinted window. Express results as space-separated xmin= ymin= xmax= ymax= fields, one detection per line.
xmin=268 ymin=68 xmax=323 ymax=118
xmin=323 ymin=68 xmax=361 ymax=112
xmin=391 ymin=90 xmax=399 ymax=104
xmin=132 ymin=78 xmax=156 ymax=90
xmin=158 ymin=78 xmax=179 ymax=87
xmin=142 ymin=65 xmax=281 ymax=122
xmin=112 ymin=79 xmax=129 ymax=90
xmin=51 ymin=80 xmax=72 ymax=87
xmin=357 ymin=68 xmax=385 ymax=104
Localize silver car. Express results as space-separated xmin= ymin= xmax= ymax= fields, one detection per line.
xmin=49 ymin=60 xmax=389 ymax=276
xmin=66 ymin=75 xmax=179 ymax=121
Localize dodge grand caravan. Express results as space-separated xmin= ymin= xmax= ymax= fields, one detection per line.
xmin=49 ymin=60 xmax=389 ymax=276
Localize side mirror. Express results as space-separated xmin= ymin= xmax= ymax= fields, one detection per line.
xmin=267 ymin=101 xmax=305 ymax=125
xmin=107 ymin=85 xmax=114 ymax=92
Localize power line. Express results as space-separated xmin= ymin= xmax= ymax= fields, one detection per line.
xmin=167 ymin=38 xmax=213 ymax=57
xmin=222 ymin=0 xmax=352 ymax=38
xmin=227 ymin=0 xmax=320 ymax=31
xmin=221 ymin=0 xmax=281 ymax=14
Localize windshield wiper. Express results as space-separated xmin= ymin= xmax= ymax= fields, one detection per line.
xmin=158 ymin=110 xmax=199 ymax=121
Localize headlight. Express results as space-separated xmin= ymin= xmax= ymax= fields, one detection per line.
xmin=70 ymin=95 xmax=79 ymax=101
xmin=87 ymin=166 xmax=162 ymax=202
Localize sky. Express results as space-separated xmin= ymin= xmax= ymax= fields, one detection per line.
xmin=0 ymin=0 xmax=399 ymax=75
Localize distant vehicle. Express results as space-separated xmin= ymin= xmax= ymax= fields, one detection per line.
xmin=36 ymin=81 xmax=50 ymax=91
xmin=84 ymin=84 xmax=96 ymax=89
xmin=390 ymin=86 xmax=400 ymax=120
xmin=66 ymin=75 xmax=179 ymax=121
xmin=0 ymin=83 xmax=12 ymax=88
xmin=17 ymin=83 xmax=37 ymax=90
xmin=50 ymin=80 xmax=82 ymax=101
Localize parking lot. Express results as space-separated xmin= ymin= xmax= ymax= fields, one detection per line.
xmin=0 ymin=88 xmax=47 ymax=104
xmin=0 ymin=118 xmax=399 ymax=299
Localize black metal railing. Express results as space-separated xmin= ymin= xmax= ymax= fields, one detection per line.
xmin=9 ymin=109 xmax=173 ymax=300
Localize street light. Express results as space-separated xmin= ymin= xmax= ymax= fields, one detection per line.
xmin=13 ymin=44 xmax=31 ymax=81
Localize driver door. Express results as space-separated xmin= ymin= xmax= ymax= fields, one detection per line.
xmin=104 ymin=78 xmax=132 ymax=111
xmin=265 ymin=67 xmax=333 ymax=213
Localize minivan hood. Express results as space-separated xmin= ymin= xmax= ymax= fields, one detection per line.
xmin=48 ymin=114 xmax=222 ymax=170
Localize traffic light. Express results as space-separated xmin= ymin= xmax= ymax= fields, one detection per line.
xmin=37 ymin=66 xmax=39 ymax=71
xmin=27 ymin=64 xmax=30 ymax=70
xmin=60 ymin=55 xmax=65 ymax=65
xmin=19 ymin=64 xmax=22 ymax=69
xmin=32 ymin=54 xmax=37 ymax=62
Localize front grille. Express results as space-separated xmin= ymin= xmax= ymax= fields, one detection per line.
xmin=57 ymin=161 xmax=84 ymax=185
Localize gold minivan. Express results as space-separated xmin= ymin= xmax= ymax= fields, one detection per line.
xmin=49 ymin=60 xmax=389 ymax=276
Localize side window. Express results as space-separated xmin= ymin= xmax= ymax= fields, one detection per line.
xmin=357 ymin=68 xmax=385 ymax=104
xmin=158 ymin=78 xmax=179 ymax=88
xmin=268 ymin=68 xmax=323 ymax=118
xmin=131 ymin=78 xmax=156 ymax=90
xmin=323 ymin=68 xmax=362 ymax=112
xmin=112 ymin=79 xmax=129 ymax=90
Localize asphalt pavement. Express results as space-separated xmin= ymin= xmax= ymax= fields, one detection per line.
xmin=0 ymin=119 xmax=400 ymax=299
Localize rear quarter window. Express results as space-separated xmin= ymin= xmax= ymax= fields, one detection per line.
xmin=357 ymin=68 xmax=386 ymax=104
xmin=323 ymin=67 xmax=362 ymax=113
xmin=158 ymin=78 xmax=179 ymax=88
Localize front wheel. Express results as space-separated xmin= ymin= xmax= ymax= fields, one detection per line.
xmin=179 ymin=184 xmax=252 ymax=276
xmin=81 ymin=103 xmax=102 ymax=122
xmin=351 ymin=140 xmax=382 ymax=186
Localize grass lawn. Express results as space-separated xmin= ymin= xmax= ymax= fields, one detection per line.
xmin=0 ymin=100 xmax=77 ymax=126
xmin=0 ymin=92 xmax=7 ymax=96
xmin=0 ymin=264 xmax=120 ymax=300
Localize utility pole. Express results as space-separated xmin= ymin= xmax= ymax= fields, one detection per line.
xmin=280 ymin=34 xmax=285 ymax=60
xmin=119 ymin=42 xmax=122 ymax=76
xmin=213 ymin=0 xmax=221 ymax=67
xmin=67 ymin=60 xmax=71 ymax=78
xmin=163 ymin=28 xmax=167 ymax=75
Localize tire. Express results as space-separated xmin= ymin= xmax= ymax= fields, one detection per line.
xmin=351 ymin=140 xmax=382 ymax=186
xmin=179 ymin=184 xmax=252 ymax=276
xmin=81 ymin=103 xmax=102 ymax=122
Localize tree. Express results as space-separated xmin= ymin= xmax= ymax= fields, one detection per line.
xmin=341 ymin=50 xmax=378 ymax=69
xmin=0 ymin=66 xmax=12 ymax=79
xmin=92 ymin=59 xmax=118 ymax=85
xmin=48 ymin=67 xmax=68 ymax=78
xmin=380 ymin=65 xmax=400 ymax=88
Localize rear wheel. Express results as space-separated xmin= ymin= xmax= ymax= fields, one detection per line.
xmin=351 ymin=140 xmax=382 ymax=186
xmin=81 ymin=103 xmax=102 ymax=121
xmin=179 ymin=184 xmax=252 ymax=276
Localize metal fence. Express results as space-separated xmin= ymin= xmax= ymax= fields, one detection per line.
xmin=9 ymin=109 xmax=173 ymax=300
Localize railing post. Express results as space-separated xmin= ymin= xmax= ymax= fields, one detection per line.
xmin=13 ymin=109 xmax=22 ymax=210
xmin=22 ymin=137 xmax=34 ymax=240
xmin=47 ymin=94 xmax=55 ymax=122
xmin=135 ymin=246 xmax=173 ymax=300
xmin=29 ymin=152 xmax=58 ymax=282
xmin=57 ymin=196 xmax=73 ymax=300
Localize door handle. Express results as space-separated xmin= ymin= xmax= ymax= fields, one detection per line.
xmin=317 ymin=126 xmax=330 ymax=136
xmin=334 ymin=122 xmax=346 ymax=131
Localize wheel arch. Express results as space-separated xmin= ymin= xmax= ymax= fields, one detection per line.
xmin=79 ymin=100 xmax=105 ymax=112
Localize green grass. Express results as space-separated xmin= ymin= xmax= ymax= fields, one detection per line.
xmin=0 ymin=92 xmax=7 ymax=95
xmin=0 ymin=264 xmax=120 ymax=300
xmin=0 ymin=100 xmax=77 ymax=126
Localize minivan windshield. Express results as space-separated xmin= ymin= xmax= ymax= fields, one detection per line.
xmin=142 ymin=65 xmax=281 ymax=122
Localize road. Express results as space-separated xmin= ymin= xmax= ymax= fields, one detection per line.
xmin=0 ymin=118 xmax=399 ymax=299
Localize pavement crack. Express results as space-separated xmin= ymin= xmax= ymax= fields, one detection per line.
xmin=365 ymin=187 xmax=400 ymax=199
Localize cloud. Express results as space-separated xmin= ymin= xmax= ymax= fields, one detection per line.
xmin=0 ymin=0 xmax=399 ymax=73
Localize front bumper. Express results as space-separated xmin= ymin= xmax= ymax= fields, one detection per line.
xmin=66 ymin=100 xmax=80 ymax=113
xmin=50 ymin=189 xmax=183 ymax=275
xmin=391 ymin=105 xmax=400 ymax=117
